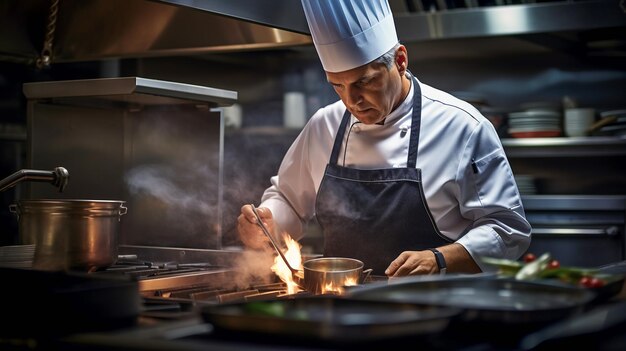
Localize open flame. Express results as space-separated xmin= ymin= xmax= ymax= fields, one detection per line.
xmin=269 ymin=234 xmax=362 ymax=296
xmin=321 ymin=276 xmax=358 ymax=295
xmin=270 ymin=233 xmax=303 ymax=294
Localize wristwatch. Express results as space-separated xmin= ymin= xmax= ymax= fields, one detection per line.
xmin=429 ymin=248 xmax=447 ymax=275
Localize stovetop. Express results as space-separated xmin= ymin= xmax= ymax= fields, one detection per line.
xmin=96 ymin=256 xmax=239 ymax=294
xmin=106 ymin=249 xmax=626 ymax=351
xmin=4 ymin=245 xmax=624 ymax=351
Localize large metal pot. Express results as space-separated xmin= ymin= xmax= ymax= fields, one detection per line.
xmin=302 ymin=257 xmax=371 ymax=294
xmin=9 ymin=199 xmax=127 ymax=272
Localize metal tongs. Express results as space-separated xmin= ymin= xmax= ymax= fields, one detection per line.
xmin=250 ymin=204 xmax=303 ymax=283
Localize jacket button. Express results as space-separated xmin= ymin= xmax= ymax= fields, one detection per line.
xmin=400 ymin=127 xmax=408 ymax=137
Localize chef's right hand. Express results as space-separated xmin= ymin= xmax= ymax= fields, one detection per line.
xmin=237 ymin=205 xmax=273 ymax=250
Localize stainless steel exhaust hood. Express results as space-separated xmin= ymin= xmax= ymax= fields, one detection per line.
xmin=0 ymin=0 xmax=312 ymax=66
xmin=1 ymin=0 xmax=624 ymax=66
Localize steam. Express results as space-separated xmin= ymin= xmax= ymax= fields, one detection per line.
xmin=124 ymin=161 xmax=222 ymax=248
xmin=227 ymin=248 xmax=276 ymax=289
xmin=317 ymin=184 xmax=362 ymax=220
xmin=120 ymin=109 xmax=226 ymax=248
xmin=126 ymin=164 xmax=216 ymax=215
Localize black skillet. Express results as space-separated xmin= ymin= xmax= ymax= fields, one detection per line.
xmin=346 ymin=275 xmax=597 ymax=325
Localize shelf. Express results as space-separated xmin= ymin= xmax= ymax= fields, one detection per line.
xmin=23 ymin=77 xmax=238 ymax=108
xmin=521 ymin=195 xmax=626 ymax=211
xmin=502 ymin=136 xmax=626 ymax=157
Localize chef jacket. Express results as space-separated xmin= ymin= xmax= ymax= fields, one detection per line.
xmin=260 ymin=78 xmax=531 ymax=272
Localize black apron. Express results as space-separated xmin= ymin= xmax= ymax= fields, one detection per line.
xmin=315 ymin=76 xmax=451 ymax=275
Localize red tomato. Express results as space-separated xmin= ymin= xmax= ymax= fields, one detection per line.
xmin=523 ymin=253 xmax=536 ymax=263
xmin=579 ymin=276 xmax=605 ymax=288
xmin=547 ymin=260 xmax=560 ymax=269
xmin=589 ymin=277 xmax=605 ymax=288
xmin=579 ymin=276 xmax=592 ymax=288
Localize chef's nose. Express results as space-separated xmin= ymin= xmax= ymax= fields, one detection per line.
xmin=345 ymin=86 xmax=362 ymax=109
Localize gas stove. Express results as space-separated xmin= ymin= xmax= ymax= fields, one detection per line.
xmin=109 ymin=246 xmax=380 ymax=303
xmin=92 ymin=245 xmax=391 ymax=330
xmin=101 ymin=246 xmax=325 ymax=317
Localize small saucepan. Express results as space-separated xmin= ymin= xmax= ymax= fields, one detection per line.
xmin=302 ymin=257 xmax=372 ymax=294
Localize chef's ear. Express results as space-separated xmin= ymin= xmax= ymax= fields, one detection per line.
xmin=395 ymin=45 xmax=408 ymax=74
xmin=395 ymin=55 xmax=405 ymax=69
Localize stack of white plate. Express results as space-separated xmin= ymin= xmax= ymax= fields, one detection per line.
xmin=0 ymin=244 xmax=35 ymax=269
xmin=508 ymin=110 xmax=562 ymax=138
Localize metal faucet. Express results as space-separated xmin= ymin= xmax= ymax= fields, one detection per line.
xmin=0 ymin=167 xmax=69 ymax=192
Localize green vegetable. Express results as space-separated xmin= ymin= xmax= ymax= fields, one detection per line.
xmin=515 ymin=252 xmax=551 ymax=280
xmin=481 ymin=257 xmax=522 ymax=275
xmin=480 ymin=253 xmax=618 ymax=288
xmin=242 ymin=302 xmax=311 ymax=320
xmin=243 ymin=302 xmax=286 ymax=317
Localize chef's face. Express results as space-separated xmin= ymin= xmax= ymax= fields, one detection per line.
xmin=326 ymin=46 xmax=408 ymax=125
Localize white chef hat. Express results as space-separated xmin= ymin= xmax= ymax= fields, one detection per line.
xmin=301 ymin=0 xmax=398 ymax=73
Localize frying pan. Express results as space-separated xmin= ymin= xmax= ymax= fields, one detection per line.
xmin=347 ymin=276 xmax=596 ymax=325
xmin=201 ymin=295 xmax=461 ymax=343
xmin=1 ymin=267 xmax=140 ymax=337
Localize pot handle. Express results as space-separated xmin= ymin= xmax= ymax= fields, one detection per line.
xmin=119 ymin=205 xmax=128 ymax=216
xmin=360 ymin=268 xmax=373 ymax=284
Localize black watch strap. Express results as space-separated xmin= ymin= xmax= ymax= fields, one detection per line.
xmin=429 ymin=248 xmax=447 ymax=275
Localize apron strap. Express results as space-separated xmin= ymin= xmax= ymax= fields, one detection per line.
xmin=329 ymin=109 xmax=352 ymax=165
xmin=407 ymin=73 xmax=421 ymax=168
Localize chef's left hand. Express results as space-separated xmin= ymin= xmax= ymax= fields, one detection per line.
xmin=385 ymin=244 xmax=482 ymax=277
xmin=385 ymin=250 xmax=438 ymax=277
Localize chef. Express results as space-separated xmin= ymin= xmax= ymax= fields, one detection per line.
xmin=238 ymin=0 xmax=531 ymax=276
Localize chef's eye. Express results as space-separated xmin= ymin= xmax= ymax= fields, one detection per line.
xmin=357 ymin=78 xmax=372 ymax=87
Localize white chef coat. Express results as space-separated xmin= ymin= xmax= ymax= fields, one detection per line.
xmin=260 ymin=78 xmax=531 ymax=272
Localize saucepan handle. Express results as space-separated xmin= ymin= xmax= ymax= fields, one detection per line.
xmin=360 ymin=268 xmax=373 ymax=284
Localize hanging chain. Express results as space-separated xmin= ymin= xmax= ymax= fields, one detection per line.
xmin=36 ymin=0 xmax=60 ymax=69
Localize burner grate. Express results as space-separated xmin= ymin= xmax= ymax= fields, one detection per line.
xmin=156 ymin=281 xmax=291 ymax=304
